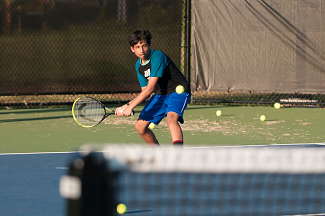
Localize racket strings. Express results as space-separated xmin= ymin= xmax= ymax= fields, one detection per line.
xmin=74 ymin=99 xmax=105 ymax=127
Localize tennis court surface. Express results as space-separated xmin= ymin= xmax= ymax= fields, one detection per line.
xmin=0 ymin=152 xmax=74 ymax=216
xmin=1 ymin=106 xmax=325 ymax=153
xmin=1 ymin=106 xmax=325 ymax=215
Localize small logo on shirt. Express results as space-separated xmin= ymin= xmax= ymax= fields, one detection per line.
xmin=144 ymin=69 xmax=150 ymax=79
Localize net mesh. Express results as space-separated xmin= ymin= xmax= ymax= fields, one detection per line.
xmin=62 ymin=145 xmax=325 ymax=216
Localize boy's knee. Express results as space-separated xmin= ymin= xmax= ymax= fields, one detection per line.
xmin=134 ymin=121 xmax=141 ymax=132
xmin=166 ymin=112 xmax=179 ymax=124
xmin=135 ymin=121 xmax=146 ymax=135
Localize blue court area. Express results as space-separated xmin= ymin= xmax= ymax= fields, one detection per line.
xmin=0 ymin=153 xmax=77 ymax=216
xmin=1 ymin=144 xmax=325 ymax=216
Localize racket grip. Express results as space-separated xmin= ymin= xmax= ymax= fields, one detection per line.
xmin=131 ymin=111 xmax=134 ymax=116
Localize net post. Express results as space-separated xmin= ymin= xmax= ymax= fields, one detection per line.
xmin=185 ymin=0 xmax=191 ymax=85
xmin=65 ymin=152 xmax=115 ymax=216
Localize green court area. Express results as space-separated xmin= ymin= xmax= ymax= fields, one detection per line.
xmin=0 ymin=105 xmax=324 ymax=153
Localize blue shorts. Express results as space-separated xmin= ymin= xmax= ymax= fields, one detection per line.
xmin=139 ymin=92 xmax=191 ymax=125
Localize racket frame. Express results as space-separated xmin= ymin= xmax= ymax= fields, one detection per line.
xmin=72 ymin=96 xmax=115 ymax=128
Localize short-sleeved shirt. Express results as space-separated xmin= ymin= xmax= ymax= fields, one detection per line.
xmin=135 ymin=49 xmax=190 ymax=95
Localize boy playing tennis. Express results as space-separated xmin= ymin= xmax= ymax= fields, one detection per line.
xmin=115 ymin=30 xmax=191 ymax=149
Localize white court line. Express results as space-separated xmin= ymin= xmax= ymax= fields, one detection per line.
xmin=282 ymin=214 xmax=325 ymax=216
xmin=184 ymin=142 xmax=325 ymax=150
xmin=0 ymin=151 xmax=77 ymax=156
xmin=0 ymin=142 xmax=324 ymax=156
xmin=55 ymin=167 xmax=69 ymax=170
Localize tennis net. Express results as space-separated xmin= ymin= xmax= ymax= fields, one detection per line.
xmin=60 ymin=145 xmax=325 ymax=216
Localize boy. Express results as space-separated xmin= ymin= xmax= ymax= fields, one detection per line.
xmin=115 ymin=30 xmax=191 ymax=149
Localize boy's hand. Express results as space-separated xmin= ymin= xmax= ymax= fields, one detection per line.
xmin=115 ymin=104 xmax=127 ymax=116
xmin=122 ymin=106 xmax=134 ymax=116
xmin=115 ymin=104 xmax=133 ymax=116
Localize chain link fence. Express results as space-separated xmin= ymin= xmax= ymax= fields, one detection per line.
xmin=0 ymin=0 xmax=185 ymax=108
xmin=1 ymin=0 xmax=325 ymax=109
xmin=191 ymin=91 xmax=325 ymax=108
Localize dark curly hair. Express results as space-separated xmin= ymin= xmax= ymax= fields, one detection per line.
xmin=128 ymin=30 xmax=152 ymax=47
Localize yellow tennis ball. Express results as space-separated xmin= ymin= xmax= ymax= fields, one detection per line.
xmin=260 ymin=115 xmax=266 ymax=121
xmin=216 ymin=110 xmax=222 ymax=116
xmin=148 ymin=122 xmax=156 ymax=130
xmin=274 ymin=103 xmax=281 ymax=109
xmin=117 ymin=203 xmax=127 ymax=214
xmin=175 ymin=85 xmax=185 ymax=94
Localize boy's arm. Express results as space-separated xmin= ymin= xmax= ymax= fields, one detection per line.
xmin=116 ymin=77 xmax=159 ymax=116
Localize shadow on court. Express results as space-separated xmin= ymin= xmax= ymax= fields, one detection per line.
xmin=186 ymin=106 xmax=235 ymax=111
xmin=0 ymin=108 xmax=71 ymax=115
xmin=0 ymin=115 xmax=71 ymax=123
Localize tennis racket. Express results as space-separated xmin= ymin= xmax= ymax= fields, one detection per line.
xmin=72 ymin=96 xmax=134 ymax=128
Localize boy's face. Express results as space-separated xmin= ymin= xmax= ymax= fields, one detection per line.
xmin=130 ymin=39 xmax=151 ymax=62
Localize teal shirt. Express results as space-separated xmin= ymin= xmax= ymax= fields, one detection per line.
xmin=135 ymin=49 xmax=190 ymax=95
